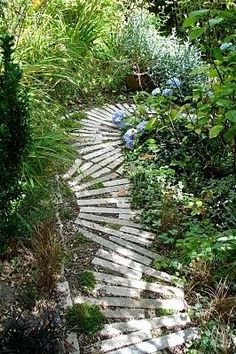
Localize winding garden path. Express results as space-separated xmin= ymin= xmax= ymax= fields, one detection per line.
xmin=64 ymin=104 xmax=198 ymax=353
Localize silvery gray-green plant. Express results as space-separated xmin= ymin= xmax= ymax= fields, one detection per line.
xmin=118 ymin=9 xmax=204 ymax=92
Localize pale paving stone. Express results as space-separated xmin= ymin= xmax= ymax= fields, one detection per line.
xmin=84 ymin=114 xmax=115 ymax=128
xmin=101 ymin=330 xmax=152 ymax=352
xmin=93 ymin=247 xmax=180 ymax=285
xmin=92 ymin=257 xmax=142 ymax=280
xmin=100 ymin=313 xmax=189 ymax=338
xmin=66 ymin=332 xmax=80 ymax=354
xmin=93 ymin=272 xmax=184 ymax=298
xmin=57 ymin=281 xmax=73 ymax=308
xmin=80 ymin=141 xmax=121 ymax=155
xmin=73 ymin=295 xmax=185 ymax=311
xmin=63 ymin=158 xmax=82 ymax=180
xmin=96 ymin=284 xmax=141 ymax=298
xmin=72 ymin=172 xmax=118 ymax=191
xmin=95 ymin=153 xmax=123 ymax=169
xmin=92 ymin=148 xmax=122 ymax=164
xmin=77 ymin=198 xmax=130 ymax=208
xmin=97 ymin=248 xmax=151 ymax=268
xmin=91 ymin=166 xmax=113 ymax=179
xmin=116 ymin=165 xmax=125 ymax=175
xmin=109 ymin=236 xmax=156 ymax=259
xmin=75 ymin=185 xmax=128 ymax=198
xmin=83 ymin=147 xmax=111 ymax=160
xmin=106 ymin=328 xmax=199 ymax=354
xmin=109 ymin=157 xmax=123 ymax=170
xmin=103 ymin=178 xmax=129 ymax=187
xmin=89 ymin=108 xmax=114 ymax=121
xmin=120 ymin=226 xmax=155 ymax=240
xmin=78 ymin=213 xmax=142 ymax=229
xmin=78 ymin=227 xmax=151 ymax=265
xmin=74 ymin=164 xmax=110 ymax=183
xmin=76 ymin=219 xmax=151 ymax=247
xmin=104 ymin=308 xmax=145 ymax=319
xmin=79 ymin=207 xmax=136 ymax=216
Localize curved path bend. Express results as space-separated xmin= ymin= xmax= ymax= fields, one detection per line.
xmin=64 ymin=104 xmax=198 ymax=353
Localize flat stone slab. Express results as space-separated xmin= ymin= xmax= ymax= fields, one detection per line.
xmin=73 ymin=172 xmax=118 ymax=191
xmin=92 ymin=247 xmax=180 ymax=285
xmin=92 ymin=257 xmax=142 ymax=280
xmin=63 ymin=158 xmax=82 ymax=180
xmin=100 ymin=313 xmax=190 ymax=338
xmin=109 ymin=236 xmax=156 ymax=259
xmin=73 ymin=295 xmax=185 ymax=311
xmin=96 ymin=284 xmax=141 ymax=298
xmin=106 ymin=328 xmax=199 ymax=353
xmin=97 ymin=248 xmax=151 ymax=268
xmin=77 ymin=197 xmax=130 ymax=208
xmin=103 ymin=178 xmax=129 ymax=187
xmin=120 ymin=226 xmax=155 ymax=240
xmin=77 ymin=227 xmax=151 ymax=265
xmin=93 ymin=272 xmax=184 ymax=298
xmin=100 ymin=330 xmax=152 ymax=352
xmin=77 ymin=213 xmax=141 ymax=229
xmin=79 ymin=207 xmax=136 ymax=216
xmin=76 ymin=185 xmax=129 ymax=198
xmin=104 ymin=308 xmax=145 ymax=319
xmin=76 ymin=219 xmax=151 ymax=247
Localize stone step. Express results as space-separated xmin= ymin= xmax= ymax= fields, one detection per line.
xmin=94 ymin=153 xmax=123 ymax=169
xmin=109 ymin=236 xmax=156 ymax=259
xmin=103 ymin=179 xmax=129 ymax=187
xmin=100 ymin=330 xmax=152 ymax=353
xmin=74 ymin=164 xmax=111 ymax=183
xmin=82 ymin=147 xmax=111 ymax=160
xmin=76 ymin=219 xmax=151 ymax=246
xmin=73 ymin=295 xmax=185 ymax=311
xmin=76 ymin=185 xmax=129 ymax=198
xmin=96 ymin=284 xmax=141 ymax=298
xmin=104 ymin=308 xmax=145 ymax=319
xmin=106 ymin=328 xmax=199 ymax=354
xmin=93 ymin=272 xmax=184 ymax=298
xmin=109 ymin=157 xmax=123 ymax=170
xmin=100 ymin=313 xmax=190 ymax=338
xmin=72 ymin=173 xmax=118 ymax=191
xmin=120 ymin=226 xmax=155 ymax=240
xmin=92 ymin=257 xmax=142 ymax=280
xmin=79 ymin=207 xmax=136 ymax=216
xmin=85 ymin=114 xmax=116 ymax=128
xmin=93 ymin=247 xmax=180 ymax=285
xmin=92 ymin=149 xmax=122 ymax=164
xmin=77 ymin=198 xmax=130 ymax=208
xmin=80 ymin=141 xmax=121 ymax=155
xmin=63 ymin=158 xmax=82 ymax=180
xmin=97 ymin=248 xmax=151 ymax=268
xmin=78 ymin=213 xmax=142 ymax=229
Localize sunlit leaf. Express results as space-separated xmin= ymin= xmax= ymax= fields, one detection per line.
xmin=209 ymin=125 xmax=223 ymax=138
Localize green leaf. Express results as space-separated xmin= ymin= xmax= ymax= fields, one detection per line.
xmin=225 ymin=110 xmax=236 ymax=123
xmin=189 ymin=28 xmax=205 ymax=40
xmin=145 ymin=118 xmax=156 ymax=131
xmin=183 ymin=9 xmax=209 ymax=27
xmin=209 ymin=125 xmax=223 ymax=138
xmin=216 ymin=99 xmax=233 ymax=108
xmin=208 ymin=17 xmax=224 ymax=27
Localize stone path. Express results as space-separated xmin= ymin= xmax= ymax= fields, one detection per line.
xmin=64 ymin=104 xmax=198 ymax=353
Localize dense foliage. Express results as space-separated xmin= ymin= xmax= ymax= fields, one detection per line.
xmin=0 ymin=35 xmax=30 ymax=252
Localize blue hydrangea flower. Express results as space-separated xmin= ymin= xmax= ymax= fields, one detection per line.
xmin=166 ymin=77 xmax=181 ymax=89
xmin=112 ymin=110 xmax=126 ymax=128
xmin=162 ymin=88 xmax=173 ymax=97
xmin=151 ymin=88 xmax=161 ymax=96
xmin=136 ymin=120 xmax=147 ymax=132
xmin=220 ymin=42 xmax=233 ymax=51
xmin=123 ymin=128 xmax=137 ymax=149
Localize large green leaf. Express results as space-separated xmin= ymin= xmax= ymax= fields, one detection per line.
xmin=183 ymin=9 xmax=209 ymax=27
xmin=209 ymin=125 xmax=223 ymax=138
xmin=225 ymin=110 xmax=236 ymax=124
xmin=208 ymin=17 xmax=224 ymax=27
xmin=189 ymin=28 xmax=205 ymax=40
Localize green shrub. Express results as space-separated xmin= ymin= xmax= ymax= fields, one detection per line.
xmin=0 ymin=34 xmax=30 ymax=252
xmin=66 ymin=303 xmax=105 ymax=336
xmin=117 ymin=9 xmax=204 ymax=92
xmin=78 ymin=271 xmax=96 ymax=292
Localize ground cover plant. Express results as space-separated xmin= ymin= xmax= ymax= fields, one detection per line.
xmin=112 ymin=4 xmax=236 ymax=353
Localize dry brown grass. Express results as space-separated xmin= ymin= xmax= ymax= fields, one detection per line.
xmin=33 ymin=222 xmax=63 ymax=295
